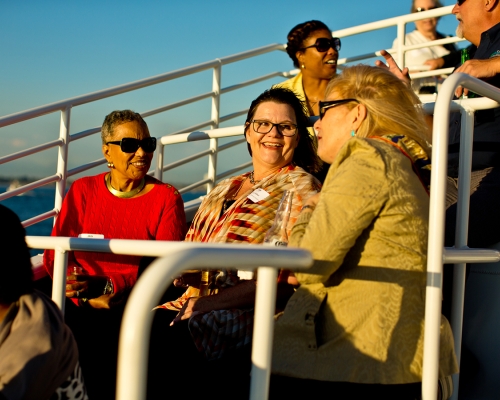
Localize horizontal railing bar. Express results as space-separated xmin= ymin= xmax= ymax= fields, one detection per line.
xmin=167 ymin=120 xmax=216 ymax=136
xmin=332 ymin=5 xmax=455 ymax=38
xmin=160 ymin=126 xmax=244 ymax=145
xmin=0 ymin=61 xmax=223 ymax=128
xmin=216 ymin=161 xmax=253 ymax=180
xmin=220 ymin=110 xmax=248 ymax=123
xmin=70 ymin=127 xmax=101 ymax=141
xmin=218 ymin=138 xmax=246 ymax=151
xmin=390 ymin=36 xmax=463 ymax=55
xmin=443 ymin=248 xmax=500 ymax=264
xmin=410 ymin=68 xmax=455 ymax=79
xmin=422 ymin=97 xmax=500 ymax=115
xmin=218 ymin=43 xmax=286 ymax=65
xmin=140 ymin=91 xmax=214 ymax=118
xmin=0 ymin=174 xmax=60 ymax=201
xmin=67 ymin=159 xmax=107 ymax=177
xmin=221 ymin=72 xmax=286 ymax=94
xmin=0 ymin=44 xmax=286 ymax=129
xmin=23 ymin=209 xmax=58 ymax=228
xmin=0 ymin=138 xmax=63 ymax=165
xmin=162 ymin=149 xmax=214 ymax=172
xmin=178 ymin=178 xmax=212 ymax=194
xmin=338 ymin=51 xmax=380 ymax=65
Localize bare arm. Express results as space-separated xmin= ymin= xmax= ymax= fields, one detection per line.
xmin=424 ymin=57 xmax=445 ymax=71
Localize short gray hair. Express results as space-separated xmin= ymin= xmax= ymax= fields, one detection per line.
xmin=101 ymin=110 xmax=149 ymax=144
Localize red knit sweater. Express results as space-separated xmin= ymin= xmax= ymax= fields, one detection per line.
xmin=43 ymin=173 xmax=186 ymax=297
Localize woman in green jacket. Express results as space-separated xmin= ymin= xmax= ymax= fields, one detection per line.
xmin=271 ymin=65 xmax=457 ymax=399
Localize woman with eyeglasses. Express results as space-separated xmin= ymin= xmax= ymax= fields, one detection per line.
xmin=43 ymin=109 xmax=186 ymax=399
xmin=147 ymin=87 xmax=321 ymax=399
xmin=270 ymin=65 xmax=458 ymax=399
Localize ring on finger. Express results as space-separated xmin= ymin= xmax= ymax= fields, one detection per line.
xmin=76 ymin=290 xmax=80 ymax=298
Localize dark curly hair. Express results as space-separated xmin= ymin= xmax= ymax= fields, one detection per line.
xmin=101 ymin=110 xmax=149 ymax=144
xmin=286 ymin=20 xmax=331 ymax=68
xmin=244 ymin=87 xmax=322 ymax=174
xmin=0 ymin=205 xmax=34 ymax=304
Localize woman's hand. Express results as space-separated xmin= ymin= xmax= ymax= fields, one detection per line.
xmin=173 ymin=270 xmax=202 ymax=288
xmin=453 ymin=58 xmax=500 ymax=97
xmin=170 ymin=297 xmax=202 ymax=326
xmin=375 ymin=50 xmax=411 ymax=86
xmin=66 ymin=274 xmax=109 ymax=300
xmin=304 ymin=193 xmax=321 ymax=209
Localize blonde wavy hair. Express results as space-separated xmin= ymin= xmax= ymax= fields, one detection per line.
xmin=325 ymin=65 xmax=431 ymax=154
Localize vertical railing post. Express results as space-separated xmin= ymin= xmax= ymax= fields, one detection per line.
xmin=207 ymin=59 xmax=222 ymax=194
xmin=155 ymin=141 xmax=164 ymax=182
xmin=52 ymin=247 xmax=69 ymax=314
xmin=449 ymin=107 xmax=475 ymax=400
xmin=422 ymin=90 xmax=452 ymax=400
xmin=396 ymin=21 xmax=406 ymax=69
xmin=250 ymin=266 xmax=278 ymax=400
xmin=53 ymin=107 xmax=71 ymax=225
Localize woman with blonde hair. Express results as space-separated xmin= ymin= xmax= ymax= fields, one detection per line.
xmin=270 ymin=65 xmax=457 ymax=399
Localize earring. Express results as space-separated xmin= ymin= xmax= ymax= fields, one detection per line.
xmin=350 ymin=130 xmax=356 ymax=137
xmin=107 ymin=162 xmax=114 ymax=168
xmin=301 ymin=64 xmax=305 ymax=69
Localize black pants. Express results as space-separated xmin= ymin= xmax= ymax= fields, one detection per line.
xmin=269 ymin=375 xmax=421 ymax=400
xmin=146 ymin=310 xmax=252 ymax=400
xmin=64 ymin=300 xmax=125 ymax=400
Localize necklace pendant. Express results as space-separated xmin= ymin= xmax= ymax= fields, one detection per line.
xmin=249 ymin=171 xmax=261 ymax=185
xmin=105 ymin=173 xmax=146 ymax=199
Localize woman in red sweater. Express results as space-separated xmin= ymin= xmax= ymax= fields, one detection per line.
xmin=43 ymin=109 xmax=186 ymax=399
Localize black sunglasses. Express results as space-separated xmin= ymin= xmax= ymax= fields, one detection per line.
xmin=457 ymin=0 xmax=466 ymax=4
xmin=300 ymin=37 xmax=341 ymax=53
xmin=319 ymin=99 xmax=360 ymax=119
xmin=106 ymin=137 xmax=157 ymax=153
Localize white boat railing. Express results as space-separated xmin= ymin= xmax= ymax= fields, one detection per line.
xmin=0 ymin=6 xmax=461 ymax=230
xmin=24 ymin=236 xmax=313 ymax=400
xmin=423 ymin=75 xmax=500 ymax=400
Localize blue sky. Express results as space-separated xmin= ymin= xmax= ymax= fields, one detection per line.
xmin=0 ymin=0 xmax=463 ymax=185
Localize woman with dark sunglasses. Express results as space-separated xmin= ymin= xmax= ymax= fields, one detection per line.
xmin=270 ymin=66 xmax=458 ymax=399
xmin=276 ymin=20 xmax=339 ymax=118
xmin=274 ymin=20 xmax=340 ymax=183
xmin=43 ymin=109 xmax=186 ymax=399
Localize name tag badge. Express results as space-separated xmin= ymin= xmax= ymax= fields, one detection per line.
xmin=78 ymin=233 xmax=105 ymax=239
xmin=247 ymin=188 xmax=270 ymax=203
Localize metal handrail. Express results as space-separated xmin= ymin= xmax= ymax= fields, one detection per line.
xmin=24 ymin=236 xmax=313 ymax=400
xmin=423 ymin=74 xmax=500 ymax=400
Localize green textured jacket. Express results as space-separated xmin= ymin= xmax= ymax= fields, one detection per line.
xmin=272 ymin=137 xmax=458 ymax=384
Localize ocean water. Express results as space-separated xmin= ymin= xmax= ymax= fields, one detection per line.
xmin=0 ymin=183 xmax=202 ymax=255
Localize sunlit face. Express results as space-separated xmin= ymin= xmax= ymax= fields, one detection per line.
xmin=296 ymin=29 xmax=338 ymax=80
xmin=102 ymin=120 xmax=153 ymax=182
xmin=414 ymin=0 xmax=438 ymax=36
xmin=452 ymin=0 xmax=483 ymax=46
xmin=245 ymin=101 xmax=300 ymax=171
xmin=313 ymin=92 xmax=357 ymax=164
